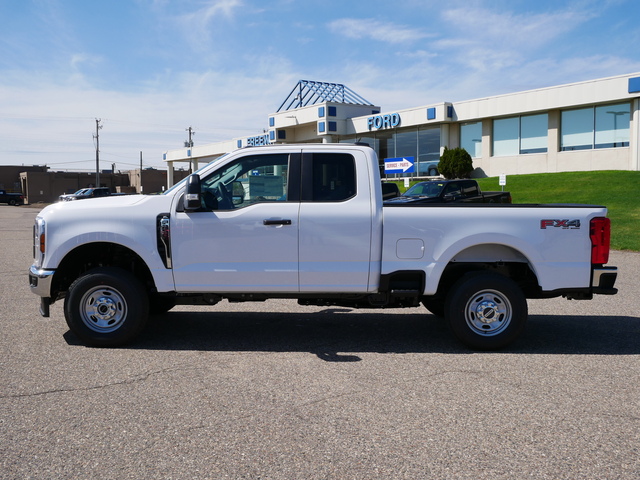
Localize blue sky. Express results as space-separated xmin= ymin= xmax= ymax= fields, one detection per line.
xmin=1 ymin=0 xmax=640 ymax=171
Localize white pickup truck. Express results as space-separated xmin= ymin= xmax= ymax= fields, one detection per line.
xmin=29 ymin=144 xmax=618 ymax=350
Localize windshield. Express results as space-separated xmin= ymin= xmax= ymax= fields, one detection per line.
xmin=403 ymin=182 xmax=445 ymax=198
xmin=163 ymin=153 xmax=231 ymax=195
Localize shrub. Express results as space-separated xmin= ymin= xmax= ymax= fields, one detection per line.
xmin=438 ymin=147 xmax=473 ymax=179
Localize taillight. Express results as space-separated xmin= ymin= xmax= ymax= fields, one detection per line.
xmin=590 ymin=217 xmax=610 ymax=264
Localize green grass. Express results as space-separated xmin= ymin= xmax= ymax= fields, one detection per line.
xmin=392 ymin=171 xmax=640 ymax=251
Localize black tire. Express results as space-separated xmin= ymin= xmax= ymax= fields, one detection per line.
xmin=445 ymin=272 xmax=527 ymax=350
xmin=64 ymin=267 xmax=149 ymax=347
xmin=8 ymin=199 xmax=16 ymax=206
xmin=422 ymin=296 xmax=446 ymax=318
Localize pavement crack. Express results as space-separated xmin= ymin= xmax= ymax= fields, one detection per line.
xmin=1 ymin=366 xmax=195 ymax=399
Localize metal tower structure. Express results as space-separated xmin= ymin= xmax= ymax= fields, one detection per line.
xmin=277 ymin=80 xmax=374 ymax=112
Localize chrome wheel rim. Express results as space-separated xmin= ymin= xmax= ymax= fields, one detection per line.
xmin=464 ymin=289 xmax=512 ymax=336
xmin=79 ymin=285 xmax=127 ymax=333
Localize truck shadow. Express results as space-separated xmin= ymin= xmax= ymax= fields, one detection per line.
xmin=68 ymin=309 xmax=640 ymax=359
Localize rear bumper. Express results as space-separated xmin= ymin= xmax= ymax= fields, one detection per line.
xmin=592 ymin=266 xmax=618 ymax=295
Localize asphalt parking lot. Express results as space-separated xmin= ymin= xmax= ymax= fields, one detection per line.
xmin=1 ymin=205 xmax=639 ymax=479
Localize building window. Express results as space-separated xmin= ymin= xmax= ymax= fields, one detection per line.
xmin=493 ymin=113 xmax=548 ymax=156
xmin=395 ymin=128 xmax=418 ymax=159
xmin=417 ymin=127 xmax=440 ymax=175
xmin=493 ymin=117 xmax=519 ymax=156
xmin=561 ymin=103 xmax=630 ymax=151
xmin=595 ymin=104 xmax=630 ymax=148
xmin=461 ymin=122 xmax=482 ymax=158
xmin=520 ymin=113 xmax=548 ymax=154
xmin=561 ymin=107 xmax=594 ymax=151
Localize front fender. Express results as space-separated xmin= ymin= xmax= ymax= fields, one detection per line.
xmin=39 ymin=195 xmax=176 ymax=292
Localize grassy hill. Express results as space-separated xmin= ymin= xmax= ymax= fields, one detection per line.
xmin=394 ymin=171 xmax=640 ymax=251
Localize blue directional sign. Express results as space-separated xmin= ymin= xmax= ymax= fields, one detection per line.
xmin=384 ymin=156 xmax=415 ymax=174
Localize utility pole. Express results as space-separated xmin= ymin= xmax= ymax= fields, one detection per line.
xmin=94 ymin=119 xmax=103 ymax=187
xmin=139 ymin=151 xmax=143 ymax=194
xmin=185 ymin=126 xmax=195 ymax=148
xmin=185 ymin=127 xmax=195 ymax=173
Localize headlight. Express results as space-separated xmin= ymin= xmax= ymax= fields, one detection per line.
xmin=33 ymin=217 xmax=46 ymax=267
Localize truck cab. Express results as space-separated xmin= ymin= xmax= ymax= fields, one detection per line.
xmin=169 ymin=145 xmax=381 ymax=294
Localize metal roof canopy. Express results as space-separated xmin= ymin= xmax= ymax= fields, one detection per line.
xmin=277 ymin=80 xmax=374 ymax=112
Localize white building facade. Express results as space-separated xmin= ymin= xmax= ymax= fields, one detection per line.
xmin=163 ymin=73 xmax=640 ymax=185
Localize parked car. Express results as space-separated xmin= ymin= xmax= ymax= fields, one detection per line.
xmin=385 ymin=179 xmax=511 ymax=204
xmin=0 ymin=189 xmax=25 ymax=206
xmin=417 ymin=160 xmax=440 ymax=176
xmin=59 ymin=187 xmax=119 ymax=201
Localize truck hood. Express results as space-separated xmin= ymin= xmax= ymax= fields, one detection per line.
xmin=41 ymin=194 xmax=172 ymax=218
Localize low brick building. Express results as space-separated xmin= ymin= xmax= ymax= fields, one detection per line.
xmin=17 ymin=168 xmax=190 ymax=204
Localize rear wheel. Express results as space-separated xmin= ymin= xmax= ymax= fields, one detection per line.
xmin=64 ymin=267 xmax=149 ymax=347
xmin=445 ymin=272 xmax=527 ymax=350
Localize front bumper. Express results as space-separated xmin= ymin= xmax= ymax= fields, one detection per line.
xmin=29 ymin=265 xmax=55 ymax=299
xmin=29 ymin=265 xmax=55 ymax=317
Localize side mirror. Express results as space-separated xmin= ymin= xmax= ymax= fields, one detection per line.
xmin=231 ymin=180 xmax=245 ymax=205
xmin=184 ymin=174 xmax=202 ymax=211
xmin=443 ymin=192 xmax=457 ymax=202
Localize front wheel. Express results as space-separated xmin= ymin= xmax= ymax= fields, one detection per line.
xmin=64 ymin=267 xmax=149 ymax=347
xmin=445 ymin=273 xmax=527 ymax=350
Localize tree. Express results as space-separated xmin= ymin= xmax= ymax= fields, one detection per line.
xmin=438 ymin=147 xmax=473 ymax=179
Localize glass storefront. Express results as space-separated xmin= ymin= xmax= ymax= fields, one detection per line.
xmin=341 ymin=126 xmax=441 ymax=178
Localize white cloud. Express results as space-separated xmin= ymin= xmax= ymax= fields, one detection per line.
xmin=327 ymin=18 xmax=432 ymax=44
xmin=440 ymin=5 xmax=596 ymax=52
xmin=178 ymin=0 xmax=244 ymax=50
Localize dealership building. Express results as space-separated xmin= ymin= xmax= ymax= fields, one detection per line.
xmin=163 ymin=72 xmax=640 ymax=185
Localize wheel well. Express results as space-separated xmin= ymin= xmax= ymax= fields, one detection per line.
xmin=436 ymin=261 xmax=540 ymax=299
xmin=52 ymin=242 xmax=156 ymax=299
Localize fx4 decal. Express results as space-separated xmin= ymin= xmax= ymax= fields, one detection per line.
xmin=540 ymin=219 xmax=581 ymax=229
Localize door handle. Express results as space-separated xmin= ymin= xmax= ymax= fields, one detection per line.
xmin=263 ymin=219 xmax=292 ymax=226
